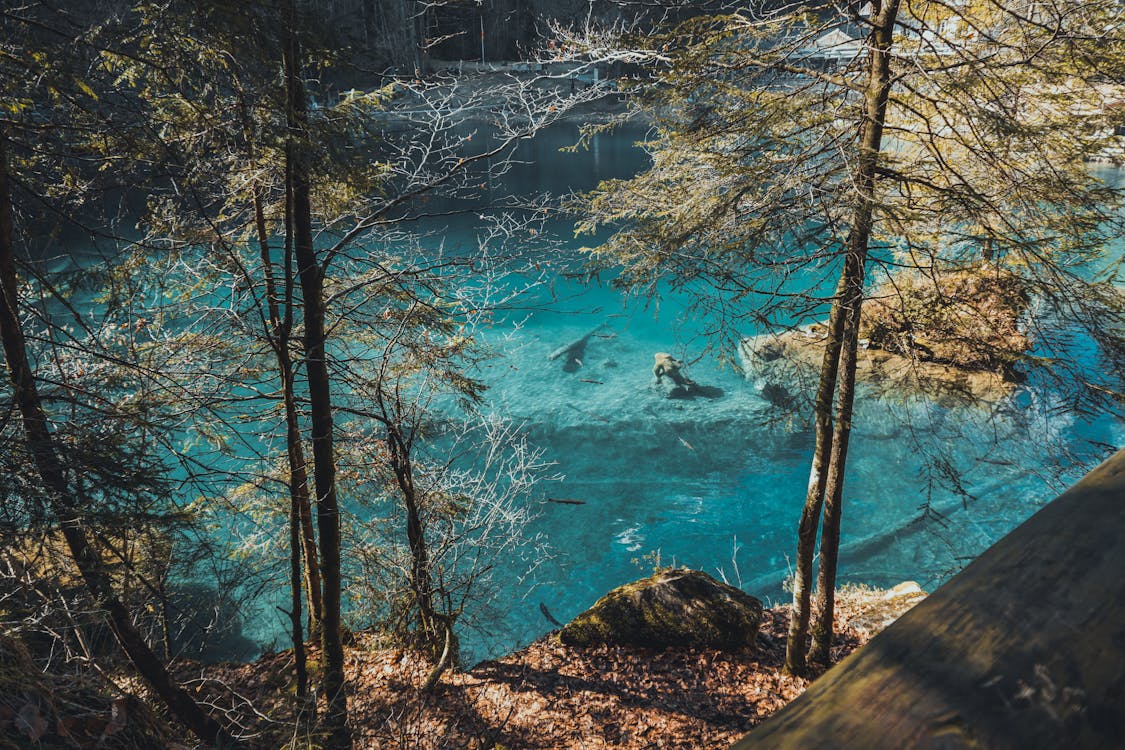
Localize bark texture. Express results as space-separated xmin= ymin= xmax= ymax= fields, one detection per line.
xmin=245 ymin=99 xmax=314 ymax=704
xmin=283 ymin=12 xmax=351 ymax=747
xmin=783 ymin=273 xmax=847 ymax=674
xmin=0 ymin=135 xmax=240 ymax=749
xmin=736 ymin=450 xmax=1125 ymax=749
xmin=784 ymin=0 xmax=900 ymax=673
xmin=808 ymin=0 xmax=900 ymax=665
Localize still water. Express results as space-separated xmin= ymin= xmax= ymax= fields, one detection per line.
xmin=297 ymin=120 xmax=1120 ymax=662
xmin=45 ymin=117 xmax=1111 ymax=662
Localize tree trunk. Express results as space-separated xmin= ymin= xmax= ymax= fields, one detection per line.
xmin=735 ymin=450 xmax=1125 ymax=750
xmin=783 ymin=274 xmax=847 ymax=675
xmin=412 ymin=0 xmax=430 ymax=74
xmin=283 ymin=13 xmax=351 ymax=748
xmin=281 ymin=185 xmax=323 ymax=640
xmin=244 ymin=97 xmax=315 ymax=706
xmin=808 ymin=0 xmax=900 ymax=665
xmin=360 ymin=0 xmax=375 ymax=52
xmin=808 ymin=250 xmax=868 ymax=664
xmin=386 ymin=424 xmax=453 ymax=660
xmin=0 ymin=134 xmax=240 ymax=749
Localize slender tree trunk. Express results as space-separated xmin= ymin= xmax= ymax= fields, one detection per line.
xmin=783 ymin=274 xmax=847 ymax=675
xmin=243 ymin=100 xmax=316 ymax=705
xmin=360 ymin=0 xmax=374 ymax=51
xmin=808 ymin=0 xmax=900 ymax=665
xmin=385 ymin=424 xmax=453 ymax=660
xmin=280 ymin=165 xmax=324 ymax=640
xmin=412 ymin=0 xmax=429 ymax=74
xmin=261 ymin=191 xmax=311 ymax=702
xmin=807 ymin=250 xmax=867 ymax=664
xmin=0 ymin=135 xmax=240 ymax=749
xmin=283 ymin=13 xmax=351 ymax=748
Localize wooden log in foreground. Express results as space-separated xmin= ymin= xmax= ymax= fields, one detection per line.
xmin=735 ymin=449 xmax=1125 ymax=749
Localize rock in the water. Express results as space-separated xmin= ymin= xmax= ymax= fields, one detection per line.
xmin=652 ymin=352 xmax=693 ymax=396
xmin=739 ymin=324 xmax=1017 ymax=403
xmin=652 ymin=353 xmax=723 ymax=399
xmin=559 ymin=568 xmax=763 ymax=650
xmin=859 ymin=268 xmax=1030 ymax=377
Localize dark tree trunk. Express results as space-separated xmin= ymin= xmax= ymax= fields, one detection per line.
xmin=808 ymin=0 xmax=900 ymax=665
xmin=283 ymin=209 xmax=323 ymax=640
xmin=283 ymin=11 xmax=351 ymax=748
xmin=783 ymin=274 xmax=847 ymax=675
xmin=385 ymin=423 xmax=455 ymax=661
xmin=0 ymin=135 xmax=240 ymax=749
xmin=278 ymin=183 xmax=324 ymax=642
xmin=360 ymin=0 xmax=375 ymax=51
xmin=243 ymin=95 xmax=315 ymax=707
xmin=259 ymin=190 xmax=310 ymax=703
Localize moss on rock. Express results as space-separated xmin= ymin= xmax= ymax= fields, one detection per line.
xmin=559 ymin=568 xmax=763 ymax=651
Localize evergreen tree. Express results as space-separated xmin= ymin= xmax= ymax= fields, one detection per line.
xmin=576 ymin=0 xmax=1125 ymax=673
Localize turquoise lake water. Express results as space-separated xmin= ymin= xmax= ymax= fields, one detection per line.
xmin=316 ymin=121 xmax=1123 ymax=662
xmin=41 ymin=118 xmax=1120 ymax=662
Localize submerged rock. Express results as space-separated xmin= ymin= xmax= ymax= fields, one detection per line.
xmin=760 ymin=382 xmax=795 ymax=410
xmin=559 ymin=568 xmax=763 ymax=650
xmin=652 ymin=353 xmax=723 ymax=399
xmin=652 ymin=352 xmax=693 ymax=398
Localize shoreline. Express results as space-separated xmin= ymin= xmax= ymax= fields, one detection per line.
xmin=172 ymin=583 xmax=926 ymax=749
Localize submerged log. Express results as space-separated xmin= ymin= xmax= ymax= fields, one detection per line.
xmin=548 ymin=325 xmax=608 ymax=372
xmin=545 ymin=497 xmax=586 ymax=505
xmin=547 ymin=332 xmax=592 ymax=362
xmin=734 ymin=449 xmax=1125 ymax=749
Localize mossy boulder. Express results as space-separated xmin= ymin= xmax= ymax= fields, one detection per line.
xmin=559 ymin=568 xmax=763 ymax=651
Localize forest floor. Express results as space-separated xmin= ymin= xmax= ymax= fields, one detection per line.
xmin=179 ymin=584 xmax=925 ymax=749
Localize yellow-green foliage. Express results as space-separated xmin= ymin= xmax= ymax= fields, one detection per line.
xmin=578 ymin=3 xmax=1125 ymax=357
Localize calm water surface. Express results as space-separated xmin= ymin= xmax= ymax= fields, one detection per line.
xmin=322 ymin=122 xmax=1123 ymax=661
xmin=47 ymin=119 xmax=1108 ymax=661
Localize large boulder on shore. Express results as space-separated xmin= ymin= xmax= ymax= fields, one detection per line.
xmin=559 ymin=568 xmax=763 ymax=651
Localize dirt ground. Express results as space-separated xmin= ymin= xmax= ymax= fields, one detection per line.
xmin=179 ymin=584 xmax=925 ymax=749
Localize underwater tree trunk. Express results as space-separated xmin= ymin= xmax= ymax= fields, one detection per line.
xmin=808 ymin=0 xmax=900 ymax=666
xmin=0 ymin=134 xmax=241 ymax=749
xmin=284 ymin=13 xmax=351 ymax=748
